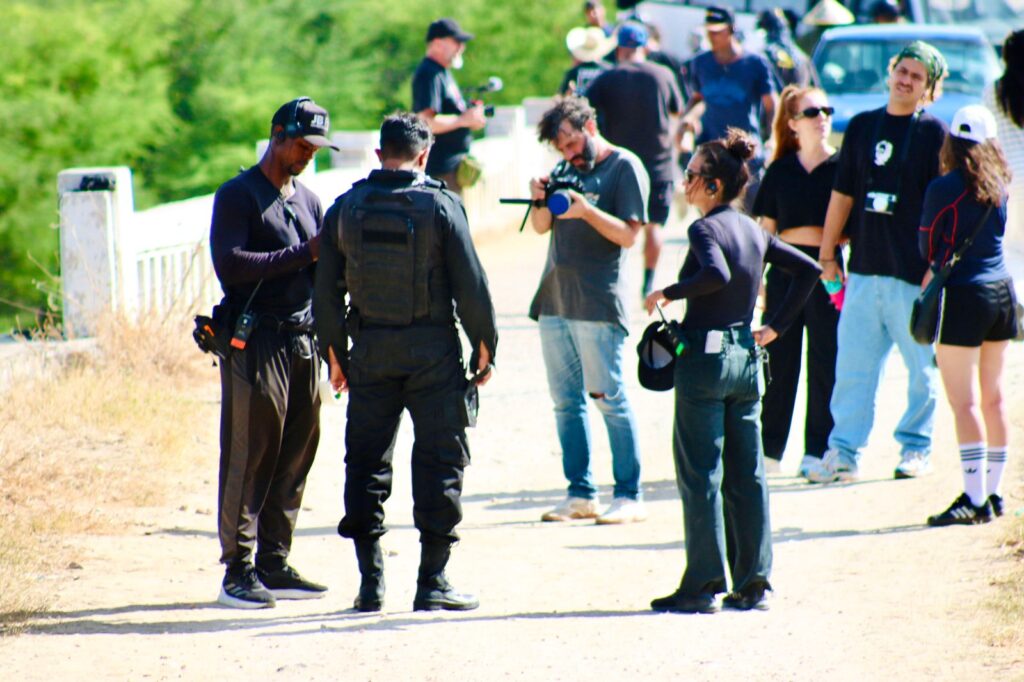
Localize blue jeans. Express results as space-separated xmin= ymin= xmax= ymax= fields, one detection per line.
xmin=538 ymin=315 xmax=642 ymax=500
xmin=673 ymin=327 xmax=771 ymax=595
xmin=828 ymin=274 xmax=938 ymax=465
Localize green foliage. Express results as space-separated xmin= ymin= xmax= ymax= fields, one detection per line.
xmin=0 ymin=0 xmax=580 ymax=330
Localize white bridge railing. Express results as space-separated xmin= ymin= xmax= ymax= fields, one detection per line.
xmin=57 ymin=101 xmax=554 ymax=337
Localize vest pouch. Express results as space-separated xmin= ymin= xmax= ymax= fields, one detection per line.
xmin=350 ymin=207 xmax=417 ymax=325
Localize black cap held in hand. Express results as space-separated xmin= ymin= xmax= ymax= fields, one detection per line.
xmin=637 ymin=321 xmax=678 ymax=392
xmin=426 ymin=17 xmax=474 ymax=43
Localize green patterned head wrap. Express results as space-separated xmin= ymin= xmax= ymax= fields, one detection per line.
xmin=893 ymin=40 xmax=948 ymax=86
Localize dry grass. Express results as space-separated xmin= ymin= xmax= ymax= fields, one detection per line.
xmin=0 ymin=312 xmax=217 ymax=633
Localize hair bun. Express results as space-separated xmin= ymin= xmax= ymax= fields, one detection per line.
xmin=724 ymin=128 xmax=757 ymax=162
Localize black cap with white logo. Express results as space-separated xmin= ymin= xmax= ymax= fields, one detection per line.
xmin=271 ymin=97 xmax=339 ymax=150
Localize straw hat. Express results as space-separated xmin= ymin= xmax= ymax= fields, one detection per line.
xmin=803 ymin=0 xmax=855 ymax=26
xmin=566 ymin=26 xmax=615 ymax=63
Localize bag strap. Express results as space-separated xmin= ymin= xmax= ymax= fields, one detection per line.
xmin=941 ymin=204 xmax=994 ymax=273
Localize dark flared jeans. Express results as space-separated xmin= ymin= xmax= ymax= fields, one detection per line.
xmin=672 ymin=327 xmax=772 ymax=596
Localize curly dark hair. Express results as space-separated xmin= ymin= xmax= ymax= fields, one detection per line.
xmin=940 ymin=136 xmax=1011 ymax=206
xmin=996 ymin=29 xmax=1024 ymax=127
xmin=693 ymin=128 xmax=758 ymax=204
xmin=537 ymin=95 xmax=596 ymax=144
xmin=379 ymin=111 xmax=433 ymax=160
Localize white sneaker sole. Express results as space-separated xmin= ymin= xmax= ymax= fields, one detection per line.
xmin=595 ymin=514 xmax=648 ymax=525
xmin=541 ymin=509 xmax=598 ymax=522
xmin=268 ymin=588 xmax=327 ymax=600
xmin=217 ymin=588 xmax=275 ymax=609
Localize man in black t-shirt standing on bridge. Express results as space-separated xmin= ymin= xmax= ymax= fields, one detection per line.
xmin=412 ymin=17 xmax=487 ymax=195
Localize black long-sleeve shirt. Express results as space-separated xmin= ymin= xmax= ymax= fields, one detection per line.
xmin=209 ymin=166 xmax=321 ymax=327
xmin=314 ymin=169 xmax=498 ymax=370
xmin=664 ymin=205 xmax=820 ymax=334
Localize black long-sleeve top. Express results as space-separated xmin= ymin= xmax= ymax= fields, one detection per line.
xmin=209 ymin=166 xmax=321 ymax=327
xmin=664 ymin=205 xmax=821 ymax=334
xmin=314 ymin=169 xmax=498 ymax=371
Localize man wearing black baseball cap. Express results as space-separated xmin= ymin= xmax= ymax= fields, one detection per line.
xmin=679 ymin=5 xmax=777 ymax=212
xmin=208 ymin=97 xmax=335 ymax=608
xmin=413 ymin=17 xmax=487 ymax=195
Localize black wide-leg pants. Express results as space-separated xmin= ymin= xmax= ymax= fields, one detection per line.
xmin=217 ymin=329 xmax=321 ymax=568
xmin=760 ymin=247 xmax=839 ymax=461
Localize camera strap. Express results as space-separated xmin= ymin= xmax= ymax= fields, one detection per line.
xmin=866 ymin=109 xmax=920 ymax=200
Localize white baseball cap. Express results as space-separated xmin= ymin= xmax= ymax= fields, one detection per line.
xmin=950 ymin=104 xmax=998 ymax=144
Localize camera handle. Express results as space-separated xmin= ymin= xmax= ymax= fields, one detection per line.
xmin=499 ymin=198 xmax=541 ymax=232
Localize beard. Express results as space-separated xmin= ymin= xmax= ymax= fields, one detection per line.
xmin=570 ymin=135 xmax=598 ymax=173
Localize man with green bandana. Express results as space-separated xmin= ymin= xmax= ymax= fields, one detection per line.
xmin=813 ymin=41 xmax=949 ymax=483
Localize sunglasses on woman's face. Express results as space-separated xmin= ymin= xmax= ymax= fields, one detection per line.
xmin=794 ymin=106 xmax=834 ymax=120
xmin=684 ymin=168 xmax=708 ymax=184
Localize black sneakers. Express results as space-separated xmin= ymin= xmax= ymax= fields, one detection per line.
xmin=256 ymin=564 xmax=328 ymax=600
xmin=650 ymin=590 xmax=718 ymax=614
xmin=990 ymin=493 xmax=1004 ymax=518
xmin=927 ymin=493 xmax=993 ymax=527
xmin=218 ymin=565 xmax=276 ymax=609
xmin=722 ymin=583 xmax=771 ymax=611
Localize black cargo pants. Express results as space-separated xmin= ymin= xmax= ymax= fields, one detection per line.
xmin=217 ymin=327 xmax=321 ymax=568
xmin=337 ymin=323 xmax=470 ymax=547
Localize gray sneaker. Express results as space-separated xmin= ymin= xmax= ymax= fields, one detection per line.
xmin=811 ymin=448 xmax=859 ymax=483
xmin=895 ymin=450 xmax=932 ymax=479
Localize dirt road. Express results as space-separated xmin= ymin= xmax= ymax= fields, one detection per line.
xmin=3 ymin=225 xmax=1022 ymax=681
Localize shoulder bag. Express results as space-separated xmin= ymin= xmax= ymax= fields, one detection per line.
xmin=910 ymin=204 xmax=993 ymax=345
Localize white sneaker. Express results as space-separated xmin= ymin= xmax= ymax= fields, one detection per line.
xmin=807 ymin=449 xmax=859 ymax=483
xmin=541 ymin=496 xmax=598 ymax=522
xmin=798 ymin=455 xmax=828 ymax=482
xmin=894 ymin=450 xmax=932 ymax=479
xmin=595 ymin=498 xmax=648 ymax=525
xmin=764 ymin=457 xmax=783 ymax=476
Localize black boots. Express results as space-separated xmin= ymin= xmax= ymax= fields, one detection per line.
xmin=412 ymin=542 xmax=479 ymax=611
xmin=353 ymin=539 xmax=385 ymax=612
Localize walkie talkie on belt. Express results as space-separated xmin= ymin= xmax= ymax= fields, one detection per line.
xmin=229 ymin=281 xmax=263 ymax=351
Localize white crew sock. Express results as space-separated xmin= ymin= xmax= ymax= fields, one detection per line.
xmin=959 ymin=442 xmax=987 ymax=507
xmin=987 ymin=445 xmax=1008 ymax=498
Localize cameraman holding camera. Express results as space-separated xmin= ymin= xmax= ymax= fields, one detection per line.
xmin=814 ymin=42 xmax=948 ymax=483
xmin=529 ymin=95 xmax=651 ymax=526
xmin=413 ymin=17 xmax=487 ymax=195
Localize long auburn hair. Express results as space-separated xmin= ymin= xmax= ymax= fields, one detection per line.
xmin=996 ymin=29 xmax=1024 ymax=127
xmin=771 ymin=85 xmax=826 ymax=163
xmin=940 ymin=136 xmax=1011 ymax=206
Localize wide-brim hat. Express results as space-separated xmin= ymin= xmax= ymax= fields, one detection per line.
xmin=637 ymin=321 xmax=677 ymax=392
xmin=802 ymin=0 xmax=855 ymax=26
xmin=566 ymin=26 xmax=615 ymax=63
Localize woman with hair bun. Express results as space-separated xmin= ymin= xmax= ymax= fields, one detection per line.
xmin=643 ymin=128 xmax=821 ymax=613
xmin=920 ymin=104 xmax=1017 ymax=527
xmin=752 ymin=84 xmax=841 ymax=483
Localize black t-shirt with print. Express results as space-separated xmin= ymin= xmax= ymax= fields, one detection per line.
xmin=834 ymin=107 xmax=947 ymax=284
xmin=412 ymin=57 xmax=471 ymax=176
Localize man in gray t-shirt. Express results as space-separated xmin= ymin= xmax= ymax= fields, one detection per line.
xmin=528 ymin=95 xmax=650 ymax=526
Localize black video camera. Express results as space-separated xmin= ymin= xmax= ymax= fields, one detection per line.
xmin=500 ymin=171 xmax=585 ymax=231
xmin=467 ymin=76 xmax=502 ymax=118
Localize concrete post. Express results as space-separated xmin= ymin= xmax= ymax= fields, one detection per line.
xmin=57 ymin=167 xmax=135 ymax=337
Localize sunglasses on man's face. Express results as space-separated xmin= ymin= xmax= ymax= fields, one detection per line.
xmin=794 ymin=106 xmax=834 ymax=120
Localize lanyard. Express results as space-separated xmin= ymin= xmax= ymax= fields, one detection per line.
xmin=867 ymin=109 xmax=920 ymax=200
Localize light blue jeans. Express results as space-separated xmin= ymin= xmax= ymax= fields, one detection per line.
xmin=828 ymin=274 xmax=938 ymax=466
xmin=538 ymin=315 xmax=642 ymax=500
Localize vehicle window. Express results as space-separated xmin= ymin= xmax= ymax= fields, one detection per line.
xmin=815 ymin=38 xmax=1000 ymax=96
xmin=921 ymin=0 xmax=1024 ymax=23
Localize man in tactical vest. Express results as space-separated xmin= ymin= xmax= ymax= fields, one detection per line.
xmin=314 ymin=112 xmax=498 ymax=612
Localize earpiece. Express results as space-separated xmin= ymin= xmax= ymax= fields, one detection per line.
xmin=706 ymin=180 xmax=718 ymax=194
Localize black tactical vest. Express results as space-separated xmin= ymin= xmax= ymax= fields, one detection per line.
xmin=339 ymin=176 xmax=453 ymax=326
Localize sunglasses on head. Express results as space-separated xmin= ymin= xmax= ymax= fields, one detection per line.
xmin=794 ymin=106 xmax=834 ymax=120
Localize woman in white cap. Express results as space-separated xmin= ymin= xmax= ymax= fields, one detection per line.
xmin=918 ymin=104 xmax=1017 ymax=526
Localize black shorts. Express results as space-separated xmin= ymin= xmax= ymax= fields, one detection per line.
xmin=647 ymin=181 xmax=674 ymax=225
xmin=938 ymin=278 xmax=1019 ymax=347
